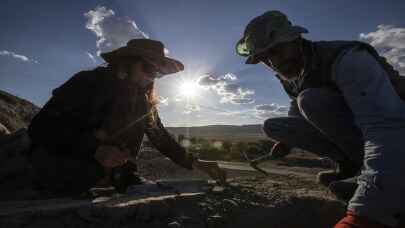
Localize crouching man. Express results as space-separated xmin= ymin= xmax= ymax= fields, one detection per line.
xmin=236 ymin=11 xmax=405 ymax=228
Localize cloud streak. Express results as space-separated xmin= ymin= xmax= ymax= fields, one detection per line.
xmin=360 ymin=25 xmax=405 ymax=75
xmin=84 ymin=6 xmax=149 ymax=55
xmin=254 ymin=103 xmax=288 ymax=119
xmin=183 ymin=103 xmax=201 ymax=114
xmin=212 ymin=102 xmax=288 ymax=120
xmin=86 ymin=52 xmax=97 ymax=63
xmin=198 ymin=73 xmax=255 ymax=104
xmin=0 ymin=50 xmax=38 ymax=63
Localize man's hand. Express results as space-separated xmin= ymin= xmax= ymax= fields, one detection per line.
xmin=193 ymin=159 xmax=227 ymax=185
xmin=94 ymin=145 xmax=131 ymax=168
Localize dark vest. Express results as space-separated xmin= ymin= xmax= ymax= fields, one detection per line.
xmin=279 ymin=40 xmax=405 ymax=100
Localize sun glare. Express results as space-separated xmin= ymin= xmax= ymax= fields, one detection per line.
xmin=179 ymin=81 xmax=199 ymax=99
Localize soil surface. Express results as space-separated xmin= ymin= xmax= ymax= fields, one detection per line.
xmin=0 ymin=149 xmax=348 ymax=228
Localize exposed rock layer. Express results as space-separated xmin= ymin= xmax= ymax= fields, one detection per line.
xmin=0 ymin=90 xmax=39 ymax=132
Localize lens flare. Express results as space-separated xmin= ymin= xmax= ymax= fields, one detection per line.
xmin=179 ymin=81 xmax=199 ymax=98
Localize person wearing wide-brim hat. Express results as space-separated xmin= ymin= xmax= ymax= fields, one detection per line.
xmin=100 ymin=39 xmax=184 ymax=76
xmin=236 ymin=10 xmax=405 ymax=228
xmin=27 ymin=39 xmax=226 ymax=197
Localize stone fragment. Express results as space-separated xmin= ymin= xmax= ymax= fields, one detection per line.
xmin=0 ymin=122 xmax=10 ymax=137
xmin=168 ymin=221 xmax=181 ymax=227
xmin=222 ymin=199 xmax=238 ymax=211
xmin=211 ymin=186 xmax=225 ymax=193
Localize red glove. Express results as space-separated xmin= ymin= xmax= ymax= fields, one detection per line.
xmin=334 ymin=211 xmax=391 ymax=228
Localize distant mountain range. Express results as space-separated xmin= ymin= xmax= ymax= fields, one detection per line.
xmin=167 ymin=124 xmax=266 ymax=142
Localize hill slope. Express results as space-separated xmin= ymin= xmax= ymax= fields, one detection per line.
xmin=167 ymin=124 xmax=266 ymax=142
xmin=0 ymin=90 xmax=40 ymax=132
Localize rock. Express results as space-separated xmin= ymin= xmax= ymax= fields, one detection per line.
xmin=0 ymin=90 xmax=40 ymax=132
xmin=0 ymin=123 xmax=10 ymax=137
xmin=211 ymin=186 xmax=225 ymax=193
xmin=207 ymin=214 xmax=224 ymax=228
xmin=209 ymin=214 xmax=222 ymax=219
xmin=168 ymin=221 xmax=181 ymax=227
xmin=222 ymin=199 xmax=238 ymax=211
xmin=177 ymin=215 xmax=193 ymax=223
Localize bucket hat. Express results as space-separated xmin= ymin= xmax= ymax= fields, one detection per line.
xmin=236 ymin=11 xmax=308 ymax=64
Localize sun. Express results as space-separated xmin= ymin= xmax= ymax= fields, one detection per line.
xmin=179 ymin=81 xmax=199 ymax=99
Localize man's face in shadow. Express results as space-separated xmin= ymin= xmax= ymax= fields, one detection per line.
xmin=256 ymin=38 xmax=305 ymax=81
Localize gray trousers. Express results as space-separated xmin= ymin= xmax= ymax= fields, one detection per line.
xmin=263 ymin=88 xmax=364 ymax=168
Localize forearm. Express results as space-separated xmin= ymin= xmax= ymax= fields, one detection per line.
xmin=145 ymin=114 xmax=195 ymax=169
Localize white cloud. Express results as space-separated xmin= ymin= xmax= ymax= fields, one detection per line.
xmin=183 ymin=103 xmax=201 ymax=114
xmin=86 ymin=52 xmax=97 ymax=63
xmin=360 ymin=25 xmax=405 ymax=75
xmin=159 ymin=96 xmax=169 ymax=106
xmin=84 ymin=6 xmax=149 ymax=56
xmin=174 ymin=96 xmax=183 ymax=102
xmin=215 ymin=110 xmax=253 ymax=119
xmin=198 ymin=73 xmax=255 ymax=104
xmin=0 ymin=50 xmax=38 ymax=63
xmin=223 ymin=73 xmax=237 ymax=81
xmin=254 ymin=103 xmax=288 ymax=119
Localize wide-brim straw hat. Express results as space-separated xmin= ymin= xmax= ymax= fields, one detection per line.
xmin=101 ymin=39 xmax=184 ymax=77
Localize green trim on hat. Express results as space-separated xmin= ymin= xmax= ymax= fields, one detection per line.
xmin=236 ymin=37 xmax=250 ymax=57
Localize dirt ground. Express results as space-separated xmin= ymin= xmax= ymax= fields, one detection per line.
xmin=0 ymin=148 xmax=348 ymax=228
xmin=0 ymin=175 xmax=346 ymax=228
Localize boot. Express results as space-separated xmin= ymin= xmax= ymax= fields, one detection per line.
xmin=316 ymin=161 xmax=360 ymax=187
xmin=329 ymin=176 xmax=358 ymax=202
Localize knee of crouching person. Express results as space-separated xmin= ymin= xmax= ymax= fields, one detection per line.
xmin=262 ymin=118 xmax=276 ymax=137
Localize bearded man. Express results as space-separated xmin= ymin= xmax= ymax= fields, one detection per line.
xmin=236 ymin=10 xmax=405 ymax=228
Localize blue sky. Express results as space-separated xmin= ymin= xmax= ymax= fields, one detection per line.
xmin=1 ymin=0 xmax=405 ymax=126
